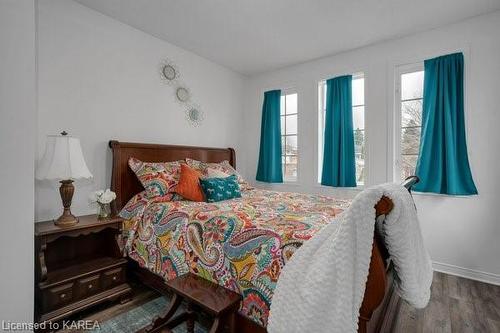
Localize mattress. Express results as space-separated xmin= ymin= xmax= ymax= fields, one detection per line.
xmin=120 ymin=189 xmax=350 ymax=326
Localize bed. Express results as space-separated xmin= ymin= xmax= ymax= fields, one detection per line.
xmin=109 ymin=140 xmax=418 ymax=333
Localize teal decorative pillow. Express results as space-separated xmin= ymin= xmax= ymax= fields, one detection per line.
xmin=199 ymin=175 xmax=242 ymax=203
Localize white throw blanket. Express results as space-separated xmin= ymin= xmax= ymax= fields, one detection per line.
xmin=267 ymin=183 xmax=433 ymax=333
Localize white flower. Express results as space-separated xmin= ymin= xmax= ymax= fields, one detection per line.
xmin=89 ymin=189 xmax=116 ymax=204
xmin=89 ymin=190 xmax=104 ymax=203
xmin=98 ymin=189 xmax=116 ymax=204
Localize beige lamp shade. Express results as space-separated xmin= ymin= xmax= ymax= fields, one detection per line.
xmin=36 ymin=134 xmax=93 ymax=180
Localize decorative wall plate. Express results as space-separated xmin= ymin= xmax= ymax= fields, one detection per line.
xmin=185 ymin=104 xmax=204 ymax=126
xmin=159 ymin=59 xmax=179 ymax=84
xmin=175 ymin=86 xmax=191 ymax=103
xmin=163 ymin=65 xmax=177 ymax=80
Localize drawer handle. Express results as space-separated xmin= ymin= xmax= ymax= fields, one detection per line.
xmin=112 ymin=276 xmax=117 ymax=281
xmin=88 ymin=284 xmax=93 ymax=289
xmin=60 ymin=293 xmax=66 ymax=299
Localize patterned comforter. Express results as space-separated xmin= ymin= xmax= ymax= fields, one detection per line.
xmin=120 ymin=189 xmax=350 ymax=326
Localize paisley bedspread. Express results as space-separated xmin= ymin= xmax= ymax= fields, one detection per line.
xmin=120 ymin=189 xmax=350 ymax=327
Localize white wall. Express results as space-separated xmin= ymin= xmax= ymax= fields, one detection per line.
xmin=243 ymin=11 xmax=500 ymax=283
xmin=35 ymin=0 xmax=246 ymax=222
xmin=0 ymin=0 xmax=36 ymax=324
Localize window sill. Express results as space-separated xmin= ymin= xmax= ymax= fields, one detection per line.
xmin=282 ymin=181 xmax=301 ymax=186
xmin=254 ymin=180 xmax=302 ymax=187
xmin=410 ymin=191 xmax=478 ymax=199
xmin=313 ymin=184 xmax=364 ymax=191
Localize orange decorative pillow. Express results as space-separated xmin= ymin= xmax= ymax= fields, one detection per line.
xmin=175 ymin=164 xmax=204 ymax=202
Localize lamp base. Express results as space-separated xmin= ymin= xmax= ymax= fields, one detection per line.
xmin=55 ymin=213 xmax=79 ymax=227
xmin=54 ymin=179 xmax=79 ymax=227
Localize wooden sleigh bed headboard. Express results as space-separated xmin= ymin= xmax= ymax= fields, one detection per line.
xmin=109 ymin=140 xmax=235 ymax=212
xmin=108 ymin=139 xmax=419 ymax=333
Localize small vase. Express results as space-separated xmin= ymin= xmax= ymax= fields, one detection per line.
xmin=97 ymin=202 xmax=111 ymax=219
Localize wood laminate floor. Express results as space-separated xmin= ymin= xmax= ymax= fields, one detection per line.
xmin=69 ymin=272 xmax=500 ymax=333
xmin=390 ymin=271 xmax=500 ymax=333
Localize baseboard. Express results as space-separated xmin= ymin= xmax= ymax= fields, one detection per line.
xmin=433 ymin=261 xmax=500 ymax=286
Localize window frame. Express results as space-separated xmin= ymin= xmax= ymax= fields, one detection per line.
xmin=317 ymin=72 xmax=365 ymax=185
xmin=280 ymin=90 xmax=298 ymax=183
xmin=394 ymin=63 xmax=424 ymax=182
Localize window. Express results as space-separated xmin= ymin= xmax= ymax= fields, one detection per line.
xmin=281 ymin=92 xmax=298 ymax=181
xmin=395 ymin=66 xmax=424 ymax=181
xmin=318 ymin=74 xmax=365 ymax=184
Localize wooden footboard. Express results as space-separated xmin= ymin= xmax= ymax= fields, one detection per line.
xmin=359 ymin=176 xmax=419 ymax=332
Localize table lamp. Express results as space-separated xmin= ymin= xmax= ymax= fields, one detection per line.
xmin=36 ymin=131 xmax=93 ymax=227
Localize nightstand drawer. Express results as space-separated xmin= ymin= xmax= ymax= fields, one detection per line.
xmin=102 ymin=267 xmax=124 ymax=289
xmin=43 ymin=283 xmax=73 ymax=310
xmin=76 ymin=274 xmax=101 ymax=299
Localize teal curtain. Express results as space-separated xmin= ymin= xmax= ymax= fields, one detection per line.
xmin=321 ymin=75 xmax=356 ymax=187
xmin=414 ymin=52 xmax=477 ymax=195
xmin=256 ymin=90 xmax=283 ymax=183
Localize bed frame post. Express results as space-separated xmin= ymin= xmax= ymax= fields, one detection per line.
xmin=109 ymin=140 xmax=123 ymax=215
xmin=359 ymin=176 xmax=419 ymax=333
xmin=228 ymin=147 xmax=236 ymax=169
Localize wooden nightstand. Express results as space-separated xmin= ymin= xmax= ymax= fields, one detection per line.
xmin=34 ymin=215 xmax=131 ymax=324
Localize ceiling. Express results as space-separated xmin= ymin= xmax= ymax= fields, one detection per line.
xmin=76 ymin=0 xmax=500 ymax=75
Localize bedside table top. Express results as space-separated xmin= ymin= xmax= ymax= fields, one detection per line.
xmin=35 ymin=214 xmax=123 ymax=237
